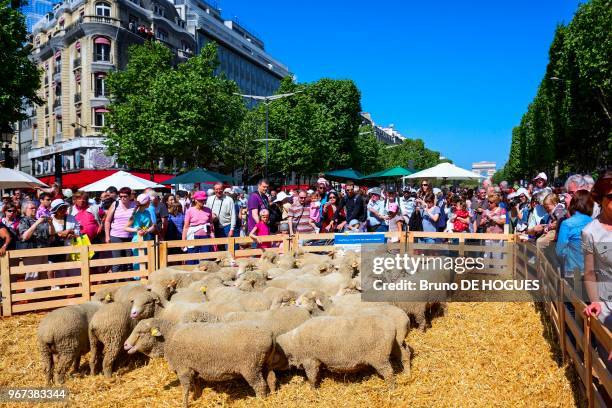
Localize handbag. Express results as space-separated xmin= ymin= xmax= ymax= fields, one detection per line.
xmin=68 ymin=234 xmax=95 ymax=261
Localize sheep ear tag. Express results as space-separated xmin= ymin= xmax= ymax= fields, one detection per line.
xmin=200 ymin=286 xmax=207 ymax=294
xmin=105 ymin=293 xmax=112 ymax=301
xmin=150 ymin=328 xmax=162 ymax=337
xmin=315 ymin=298 xmax=323 ymax=307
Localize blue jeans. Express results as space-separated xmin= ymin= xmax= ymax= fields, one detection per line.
xmin=214 ymin=224 xmax=232 ymax=250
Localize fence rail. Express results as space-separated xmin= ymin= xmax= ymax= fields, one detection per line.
xmin=514 ymin=241 xmax=612 ymax=408
xmin=0 ymin=232 xmax=609 ymax=406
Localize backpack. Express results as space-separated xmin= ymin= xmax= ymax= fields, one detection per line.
xmin=408 ymin=209 xmax=423 ymax=231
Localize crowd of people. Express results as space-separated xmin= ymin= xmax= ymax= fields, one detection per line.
xmin=0 ymin=171 xmax=610 ymax=330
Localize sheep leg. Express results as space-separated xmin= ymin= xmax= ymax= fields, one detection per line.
xmin=192 ymin=378 xmax=203 ymax=401
xmin=413 ymin=312 xmax=427 ymax=332
xmin=54 ymin=352 xmax=74 ymax=384
xmin=265 ymin=369 xmax=277 ymax=393
xmin=39 ymin=343 xmax=54 ymax=385
xmin=401 ymin=345 xmax=411 ymax=376
xmin=176 ymin=369 xmax=194 ymax=408
xmin=102 ymin=346 xmax=121 ymax=378
xmin=302 ymin=359 xmax=321 ymax=388
xmin=89 ymin=330 xmax=100 ymax=375
xmin=71 ymin=355 xmax=80 ymax=375
xmin=242 ymin=369 xmax=268 ymax=397
xmin=371 ymin=361 xmax=396 ymax=389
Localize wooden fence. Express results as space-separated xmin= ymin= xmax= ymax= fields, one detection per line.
xmin=514 ymin=241 xmax=612 ymax=408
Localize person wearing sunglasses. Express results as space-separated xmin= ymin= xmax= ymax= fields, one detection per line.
xmin=104 ymin=187 xmax=136 ymax=272
xmin=417 ymin=181 xmax=430 ymax=200
xmin=1 ymin=203 xmax=20 ymax=240
xmin=582 ymin=173 xmax=612 ymax=363
xmin=322 ymin=192 xmax=346 ymax=232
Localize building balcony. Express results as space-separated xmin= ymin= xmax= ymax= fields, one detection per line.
xmin=54 ymin=132 xmax=63 ymax=143
xmin=73 ymin=57 xmax=81 ymax=68
xmin=93 ymin=54 xmax=112 ymax=63
xmin=84 ymin=15 xmax=120 ymax=27
xmin=94 ymin=89 xmax=108 ymax=98
xmin=74 ymin=93 xmax=81 ymax=104
xmin=74 ymin=128 xmax=82 ymax=137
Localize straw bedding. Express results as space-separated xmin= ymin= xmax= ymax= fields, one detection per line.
xmin=0 ymin=302 xmax=581 ymax=407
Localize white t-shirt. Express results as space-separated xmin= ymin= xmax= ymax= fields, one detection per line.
xmin=52 ymin=214 xmax=77 ymax=245
xmin=581 ymin=217 xmax=612 ymax=318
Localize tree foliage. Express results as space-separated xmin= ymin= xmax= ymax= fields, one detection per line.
xmin=0 ymin=0 xmax=41 ymax=129
xmin=501 ymin=0 xmax=611 ymax=181
xmin=382 ymin=138 xmax=442 ymax=171
xmin=104 ymin=42 xmax=245 ymax=177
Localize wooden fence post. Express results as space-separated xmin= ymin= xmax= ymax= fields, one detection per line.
xmin=80 ymin=246 xmax=91 ymax=300
xmin=1 ymin=254 xmax=12 ymax=317
xmin=146 ymin=241 xmax=155 ymax=278
xmin=584 ymin=316 xmax=593 ymax=408
xmin=292 ymin=234 xmax=299 ymax=252
xmin=558 ymin=282 xmax=566 ymax=364
xmin=158 ymin=241 xmax=168 ymax=268
xmin=228 ymin=238 xmax=236 ymax=260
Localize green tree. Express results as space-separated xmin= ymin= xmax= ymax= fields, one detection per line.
xmin=104 ymin=42 xmax=245 ymax=178
xmin=381 ymin=138 xmax=442 ymax=170
xmin=351 ymin=125 xmax=384 ymax=174
xmin=0 ymin=0 xmax=42 ymax=130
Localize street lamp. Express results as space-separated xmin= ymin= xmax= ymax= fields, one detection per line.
xmin=234 ymin=91 xmax=301 ymax=178
xmin=1 ymin=125 xmax=15 ymax=168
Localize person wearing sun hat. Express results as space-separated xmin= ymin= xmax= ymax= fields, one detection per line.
xmin=182 ymin=190 xmax=214 ymax=264
xmin=532 ymin=172 xmax=548 ymax=194
xmin=125 ymin=193 xmax=155 ymax=242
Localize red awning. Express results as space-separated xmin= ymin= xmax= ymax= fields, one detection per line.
xmin=94 ymin=37 xmax=111 ymax=45
xmin=38 ymin=170 xmax=175 ymax=190
xmin=75 ymin=41 xmax=81 ymax=50
xmin=58 ymin=17 xmax=64 ymax=24
xmin=54 ymin=51 xmax=61 ymax=59
xmin=95 ymin=72 xmax=106 ymax=78
xmin=94 ymin=107 xmax=109 ymax=113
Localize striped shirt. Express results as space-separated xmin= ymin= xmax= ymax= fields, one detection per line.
xmin=288 ymin=204 xmax=315 ymax=233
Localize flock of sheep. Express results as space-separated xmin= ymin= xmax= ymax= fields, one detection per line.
xmin=37 ymin=249 xmax=446 ymax=407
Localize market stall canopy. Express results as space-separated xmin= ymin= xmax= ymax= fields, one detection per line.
xmin=403 ymin=162 xmax=485 ymax=180
xmin=361 ymin=166 xmax=414 ymax=179
xmin=80 ymin=171 xmax=165 ymax=192
xmin=324 ymin=168 xmax=363 ymax=181
xmin=0 ymin=168 xmax=49 ymax=189
xmin=164 ymin=168 xmax=234 ymax=185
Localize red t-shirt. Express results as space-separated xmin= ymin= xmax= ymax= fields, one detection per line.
xmin=453 ymin=209 xmax=470 ymax=232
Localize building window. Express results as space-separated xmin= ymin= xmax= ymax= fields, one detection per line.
xmin=156 ymin=28 xmax=168 ymax=42
xmin=94 ymin=108 xmax=108 ymax=127
xmin=94 ymin=74 xmax=107 ymax=97
xmin=95 ymin=2 xmax=111 ymax=17
xmin=93 ymin=37 xmax=111 ymax=61
xmin=153 ymin=4 xmax=165 ymax=17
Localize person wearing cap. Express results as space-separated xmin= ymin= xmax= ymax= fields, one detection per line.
xmin=386 ymin=202 xmax=404 ymax=241
xmin=399 ymin=187 xmax=416 ymax=227
xmin=206 ymin=183 xmax=236 ymax=244
xmin=0 ymin=193 xmax=11 ymax=215
xmin=49 ymin=199 xmax=79 ymax=280
xmin=18 ymin=200 xmax=55 ymax=290
xmin=510 ymin=187 xmax=530 ymax=233
xmin=341 ymin=181 xmax=365 ymax=226
xmin=532 ymin=172 xmax=548 ymax=194
xmin=182 ymin=190 xmax=214 ymax=264
xmin=125 ymin=193 xmax=155 ymax=241
xmin=366 ymin=187 xmax=387 ymax=232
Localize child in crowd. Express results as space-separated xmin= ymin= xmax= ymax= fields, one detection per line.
xmin=453 ymin=199 xmax=470 ymax=233
xmin=249 ymin=209 xmax=271 ymax=249
xmin=346 ymin=219 xmax=362 ymax=232
xmin=308 ymin=191 xmax=321 ymax=232
xmin=277 ymin=222 xmax=290 ymax=253
xmin=386 ymin=203 xmax=404 ymax=242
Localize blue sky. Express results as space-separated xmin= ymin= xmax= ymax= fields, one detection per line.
xmin=220 ymin=0 xmax=582 ymax=169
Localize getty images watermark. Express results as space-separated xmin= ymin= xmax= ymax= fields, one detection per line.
xmin=360 ymin=244 xmax=546 ymax=302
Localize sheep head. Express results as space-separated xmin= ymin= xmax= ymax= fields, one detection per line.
xmin=124 ymin=318 xmax=169 ymax=358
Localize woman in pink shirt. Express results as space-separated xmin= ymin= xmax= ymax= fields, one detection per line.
xmin=249 ymin=209 xmax=271 ymax=249
xmin=104 ymin=187 xmax=135 ymax=272
xmin=182 ymin=190 xmax=214 ymax=265
xmin=71 ymin=191 xmax=103 ymax=242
